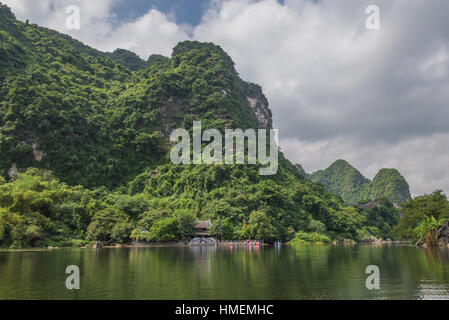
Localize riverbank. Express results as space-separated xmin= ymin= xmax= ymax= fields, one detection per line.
xmin=0 ymin=240 xmax=416 ymax=251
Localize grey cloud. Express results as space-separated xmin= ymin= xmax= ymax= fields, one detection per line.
xmin=4 ymin=0 xmax=449 ymax=195
xmin=194 ymin=0 xmax=449 ymax=195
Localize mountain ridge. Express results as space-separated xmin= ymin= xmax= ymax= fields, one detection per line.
xmin=0 ymin=4 xmax=271 ymax=187
xmin=0 ymin=3 xmax=402 ymax=247
xmin=304 ymin=160 xmax=411 ymax=204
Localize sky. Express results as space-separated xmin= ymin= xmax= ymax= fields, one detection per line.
xmin=2 ymin=0 xmax=449 ymax=197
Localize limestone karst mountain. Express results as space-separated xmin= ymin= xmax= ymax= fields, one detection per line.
xmin=305 ymin=160 xmax=411 ymax=204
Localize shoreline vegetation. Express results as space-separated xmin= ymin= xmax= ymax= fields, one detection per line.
xmin=0 ymin=4 xmax=448 ymax=251
xmin=0 ymin=240 xmax=417 ymax=252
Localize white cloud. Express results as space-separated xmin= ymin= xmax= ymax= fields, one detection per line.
xmin=1 ymin=0 xmax=188 ymax=57
xmin=281 ymin=134 xmax=449 ymax=196
xmin=193 ymin=0 xmax=449 ymax=196
xmin=89 ymin=9 xmax=189 ymax=58
xmin=3 ymin=0 xmax=449 ymax=196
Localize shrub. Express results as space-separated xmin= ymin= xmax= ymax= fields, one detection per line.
xmin=289 ymin=231 xmax=331 ymax=245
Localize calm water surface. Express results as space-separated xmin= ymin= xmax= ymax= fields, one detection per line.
xmin=1 ymin=245 xmax=449 ymax=300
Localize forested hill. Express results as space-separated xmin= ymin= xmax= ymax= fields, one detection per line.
xmin=0 ymin=4 xmax=400 ymax=247
xmin=0 ymin=3 xmax=273 ymax=188
xmin=307 ymin=160 xmax=411 ymax=204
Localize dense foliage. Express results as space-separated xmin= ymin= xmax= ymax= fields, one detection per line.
xmin=0 ymin=4 xmax=263 ymax=188
xmin=309 ymin=160 xmax=411 ymax=204
xmin=370 ymin=169 xmax=412 ymax=204
xmin=355 ymin=198 xmax=400 ymax=239
xmin=0 ymin=169 xmax=92 ymax=247
xmin=289 ymin=231 xmax=331 ymax=245
xmin=393 ymin=190 xmax=449 ymax=241
xmin=0 ymin=4 xmax=408 ymax=247
xmin=413 ymin=216 xmax=446 ymax=247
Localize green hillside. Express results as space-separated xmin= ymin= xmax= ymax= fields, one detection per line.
xmin=308 ymin=160 xmax=411 ymax=204
xmin=370 ymin=169 xmax=412 ymax=204
xmin=0 ymin=4 xmax=399 ymax=247
xmin=308 ymin=160 xmax=371 ymax=204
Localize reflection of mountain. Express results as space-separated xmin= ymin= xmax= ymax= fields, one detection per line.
xmin=303 ymin=160 xmax=411 ymax=204
xmin=1 ymin=244 xmax=449 ymax=299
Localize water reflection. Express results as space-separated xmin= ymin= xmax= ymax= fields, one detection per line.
xmin=0 ymin=245 xmax=448 ymax=300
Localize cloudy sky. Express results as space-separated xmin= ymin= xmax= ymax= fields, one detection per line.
xmin=3 ymin=0 xmax=449 ymax=196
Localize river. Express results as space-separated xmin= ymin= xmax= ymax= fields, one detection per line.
xmin=1 ymin=245 xmax=449 ymax=300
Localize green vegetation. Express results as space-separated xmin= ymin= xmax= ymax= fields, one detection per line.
xmin=208 ymin=217 xmax=234 ymax=240
xmin=106 ymin=49 xmax=169 ymax=71
xmin=370 ymin=169 xmax=411 ymax=204
xmin=309 ymin=160 xmax=370 ymax=204
xmin=356 ymin=198 xmax=400 ymax=239
xmin=393 ymin=190 xmax=449 ymax=241
xmin=0 ymin=169 xmax=91 ymax=248
xmin=308 ymin=160 xmax=411 ymax=204
xmin=413 ymin=216 xmax=446 ymax=247
xmin=0 ymin=4 xmax=417 ymax=248
xmin=289 ymin=231 xmax=331 ymax=245
xmin=247 ymin=211 xmax=275 ymax=241
xmin=176 ymin=210 xmax=197 ymax=242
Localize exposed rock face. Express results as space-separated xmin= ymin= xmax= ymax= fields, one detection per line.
xmin=359 ymin=199 xmax=381 ymax=209
xmin=32 ymin=141 xmax=45 ymax=161
xmin=416 ymin=221 xmax=449 ymax=247
xmin=158 ymin=96 xmax=183 ymax=136
xmin=8 ymin=163 xmax=17 ymax=178
xmin=247 ymin=96 xmax=271 ymax=128
xmin=295 ymin=164 xmax=309 ymax=178
xmin=437 ymin=221 xmax=449 ymax=246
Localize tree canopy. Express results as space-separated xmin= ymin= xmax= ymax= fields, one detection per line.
xmin=0 ymin=4 xmax=410 ymax=247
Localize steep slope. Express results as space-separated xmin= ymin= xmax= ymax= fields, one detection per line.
xmin=0 ymin=4 xmax=270 ymax=188
xmin=369 ymin=169 xmax=411 ymax=204
xmin=309 ymin=160 xmax=371 ymax=203
xmin=0 ymin=3 xmax=379 ymax=246
xmin=309 ymin=160 xmax=411 ymax=204
xmin=295 ymin=164 xmax=309 ymax=179
xmin=106 ymin=49 xmax=150 ymax=71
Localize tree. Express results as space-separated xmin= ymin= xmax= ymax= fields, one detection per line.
xmin=247 ymin=211 xmax=274 ymax=241
xmin=149 ymin=217 xmax=178 ymax=242
xmin=137 ymin=207 xmax=173 ymax=231
xmin=111 ymin=221 xmax=133 ymax=244
xmin=208 ymin=217 xmax=234 ymax=240
xmin=358 ymin=198 xmax=400 ymax=239
xmin=414 ymin=216 xmax=446 ymax=247
xmin=307 ymin=218 xmax=326 ymax=234
xmin=176 ymin=210 xmax=196 ymax=242
xmin=393 ymin=190 xmax=449 ymax=240
xmin=114 ymin=195 xmax=149 ymax=219
xmin=86 ymin=208 xmax=128 ymax=243
xmin=325 ymin=206 xmax=365 ymax=240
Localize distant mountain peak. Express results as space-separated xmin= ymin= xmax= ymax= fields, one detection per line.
xmin=308 ymin=160 xmax=411 ymax=204
xmin=370 ymin=168 xmax=411 ymax=204
xmin=331 ymin=159 xmax=352 ymax=166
